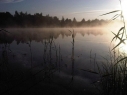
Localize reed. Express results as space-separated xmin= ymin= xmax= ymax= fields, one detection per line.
xmin=81 ymin=0 xmax=127 ymax=94
xmin=93 ymin=50 xmax=127 ymax=95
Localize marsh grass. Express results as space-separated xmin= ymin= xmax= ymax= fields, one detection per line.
xmin=70 ymin=29 xmax=75 ymax=81
xmin=0 ymin=29 xmax=63 ymax=94
xmin=81 ymin=0 xmax=127 ymax=94
xmin=0 ymin=41 xmax=59 ymax=95
xmin=89 ymin=49 xmax=127 ymax=95
xmin=26 ymin=38 xmax=33 ymax=68
xmin=99 ymin=0 xmax=127 ymax=94
xmin=0 ymin=29 xmax=12 ymax=81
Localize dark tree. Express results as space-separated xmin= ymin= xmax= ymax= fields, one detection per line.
xmin=0 ymin=11 xmax=111 ymax=28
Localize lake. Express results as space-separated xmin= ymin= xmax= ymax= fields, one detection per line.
xmin=0 ymin=28 xmax=116 ymax=95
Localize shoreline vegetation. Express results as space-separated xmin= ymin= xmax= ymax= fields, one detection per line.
xmin=82 ymin=0 xmax=127 ymax=94
xmin=0 ymin=11 xmax=122 ymax=28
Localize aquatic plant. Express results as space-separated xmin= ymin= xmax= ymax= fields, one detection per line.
xmin=81 ymin=0 xmax=127 ymax=95
xmin=86 ymin=49 xmax=127 ymax=95
xmin=70 ymin=29 xmax=75 ymax=81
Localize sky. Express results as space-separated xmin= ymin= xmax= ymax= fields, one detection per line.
xmin=0 ymin=0 xmax=125 ymax=21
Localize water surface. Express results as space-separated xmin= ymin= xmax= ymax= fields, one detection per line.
xmin=0 ymin=28 xmax=114 ymax=95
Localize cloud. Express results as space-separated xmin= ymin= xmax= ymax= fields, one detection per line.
xmin=0 ymin=0 xmax=24 ymax=3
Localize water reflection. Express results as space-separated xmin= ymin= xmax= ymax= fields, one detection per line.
xmin=0 ymin=28 xmax=106 ymax=44
xmin=0 ymin=28 xmax=113 ymax=95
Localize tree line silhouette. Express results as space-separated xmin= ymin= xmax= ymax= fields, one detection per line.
xmin=0 ymin=11 xmax=111 ymax=28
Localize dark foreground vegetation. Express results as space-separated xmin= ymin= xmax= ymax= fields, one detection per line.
xmin=82 ymin=0 xmax=127 ymax=94
xmin=0 ymin=11 xmax=113 ymax=28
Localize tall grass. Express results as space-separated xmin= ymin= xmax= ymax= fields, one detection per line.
xmin=81 ymin=0 xmax=127 ymax=95
xmin=71 ymin=30 xmax=75 ymax=81
xmin=0 ymin=32 xmax=60 ymax=94
xmin=88 ymin=49 xmax=127 ymax=95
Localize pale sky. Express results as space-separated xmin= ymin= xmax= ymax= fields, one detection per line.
xmin=0 ymin=0 xmax=126 ymax=21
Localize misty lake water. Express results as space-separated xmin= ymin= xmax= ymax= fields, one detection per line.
xmin=0 ymin=28 xmax=116 ymax=95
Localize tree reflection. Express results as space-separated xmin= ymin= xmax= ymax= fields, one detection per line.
xmin=0 ymin=28 xmax=105 ymax=44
